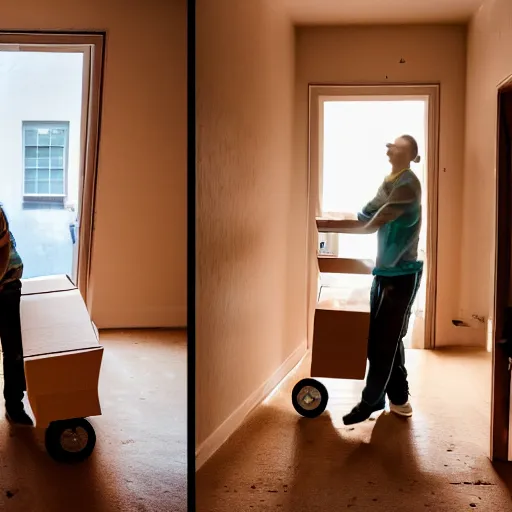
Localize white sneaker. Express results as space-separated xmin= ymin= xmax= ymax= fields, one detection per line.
xmin=390 ymin=401 xmax=413 ymax=417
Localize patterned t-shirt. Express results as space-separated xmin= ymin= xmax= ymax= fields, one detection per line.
xmin=357 ymin=169 xmax=423 ymax=277
xmin=0 ymin=206 xmax=23 ymax=288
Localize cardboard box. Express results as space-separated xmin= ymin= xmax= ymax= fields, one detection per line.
xmin=317 ymin=256 xmax=374 ymax=275
xmin=21 ymin=275 xmax=103 ymax=428
xmin=311 ymin=287 xmax=370 ymax=381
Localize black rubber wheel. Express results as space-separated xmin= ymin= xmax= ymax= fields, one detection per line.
xmin=45 ymin=418 xmax=96 ymax=463
xmin=291 ymin=378 xmax=329 ymax=418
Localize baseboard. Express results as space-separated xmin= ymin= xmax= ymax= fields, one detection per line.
xmin=98 ymin=326 xmax=187 ymax=333
xmin=195 ymin=341 xmax=307 ymax=471
xmin=92 ymin=306 xmax=187 ymax=330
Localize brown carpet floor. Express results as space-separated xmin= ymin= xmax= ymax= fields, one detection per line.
xmin=197 ymin=348 xmax=512 ymax=511
xmin=0 ymin=329 xmax=187 ymax=512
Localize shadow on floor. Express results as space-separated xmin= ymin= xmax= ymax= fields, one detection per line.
xmin=0 ymin=329 xmax=188 ymax=512
xmin=0 ymin=420 xmax=112 ymax=511
xmin=492 ymin=461 xmax=512 ymax=500
xmin=282 ymin=411 xmax=459 ymax=511
xmin=197 ymin=349 xmax=512 ymax=512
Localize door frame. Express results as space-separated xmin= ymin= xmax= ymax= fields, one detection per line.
xmin=492 ymin=74 xmax=512 ymax=461
xmin=307 ymin=84 xmax=440 ymax=350
xmin=0 ymin=31 xmax=105 ymax=305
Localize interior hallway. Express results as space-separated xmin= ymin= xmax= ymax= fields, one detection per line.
xmin=0 ymin=329 xmax=187 ymax=512
xmin=197 ymin=348 xmax=512 ymax=511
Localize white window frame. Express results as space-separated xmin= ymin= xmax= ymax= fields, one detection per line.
xmin=22 ymin=120 xmax=70 ymax=201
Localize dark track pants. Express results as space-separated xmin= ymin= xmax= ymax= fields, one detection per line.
xmin=361 ymin=270 xmax=423 ymax=407
xmin=0 ymin=279 xmax=26 ymax=407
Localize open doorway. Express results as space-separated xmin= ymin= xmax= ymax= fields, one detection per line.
xmin=318 ymin=98 xmax=428 ymax=349
xmin=492 ymin=80 xmax=512 ymax=461
xmin=0 ymin=33 xmax=104 ymax=301
xmin=0 ymin=51 xmax=84 ymax=281
xmin=309 ymin=84 xmax=439 ymax=351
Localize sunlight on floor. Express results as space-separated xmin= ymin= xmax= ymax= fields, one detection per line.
xmin=198 ymin=348 xmax=508 ymax=512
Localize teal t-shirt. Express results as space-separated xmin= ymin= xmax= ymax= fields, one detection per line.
xmin=357 ymin=169 xmax=423 ymax=277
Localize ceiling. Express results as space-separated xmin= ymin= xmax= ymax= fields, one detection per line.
xmin=281 ymin=0 xmax=484 ymax=24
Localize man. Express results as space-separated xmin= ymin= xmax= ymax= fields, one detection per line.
xmin=0 ymin=206 xmax=32 ymax=425
xmin=342 ymin=134 xmax=424 ymax=426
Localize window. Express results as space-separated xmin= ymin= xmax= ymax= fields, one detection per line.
xmin=22 ymin=122 xmax=69 ymax=208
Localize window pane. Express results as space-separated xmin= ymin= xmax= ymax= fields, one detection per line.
xmin=50 ymin=168 xmax=64 ymax=181
xmin=38 ymin=132 xmax=50 ymax=146
xmin=50 ymin=147 xmax=64 ymax=167
xmin=37 ymin=180 xmax=50 ymax=195
xmin=25 ymin=169 xmax=37 ymax=180
xmin=37 ymin=168 xmax=50 ymax=181
xmin=38 ymin=147 xmax=50 ymax=158
xmin=50 ymin=129 xmax=66 ymax=146
xmin=38 ymin=158 xmax=50 ymax=168
xmin=25 ymin=158 xmax=37 ymax=169
xmin=24 ymin=181 xmax=36 ymax=194
xmin=49 ymin=181 xmax=64 ymax=195
xmin=51 ymin=157 xmax=64 ymax=168
xmin=50 ymin=146 xmax=63 ymax=158
xmin=25 ymin=146 xmax=37 ymax=158
xmin=25 ymin=129 xmax=37 ymax=146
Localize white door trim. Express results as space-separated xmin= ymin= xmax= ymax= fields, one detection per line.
xmin=307 ymin=84 xmax=440 ymax=350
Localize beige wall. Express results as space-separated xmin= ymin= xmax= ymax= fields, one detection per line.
xmin=462 ymin=0 xmax=512 ymax=344
xmin=196 ymin=0 xmax=302 ymax=447
xmin=295 ymin=25 xmax=472 ymax=347
xmin=0 ymin=0 xmax=188 ymax=329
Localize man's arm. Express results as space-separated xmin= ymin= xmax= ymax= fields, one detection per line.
xmin=366 ymin=180 xmax=419 ymax=229
xmin=0 ymin=211 xmax=10 ymax=280
xmin=358 ymin=185 xmax=387 ymax=220
xmin=316 ymin=177 xmax=419 ymax=234
xmin=339 ymin=180 xmax=419 ymax=234
xmin=316 ymin=188 xmax=387 ymax=234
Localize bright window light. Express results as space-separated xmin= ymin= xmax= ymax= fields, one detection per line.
xmin=321 ymin=99 xmax=427 ymax=260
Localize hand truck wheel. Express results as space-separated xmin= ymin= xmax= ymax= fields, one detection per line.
xmin=291 ymin=378 xmax=329 ymax=418
xmin=45 ymin=417 xmax=96 ymax=463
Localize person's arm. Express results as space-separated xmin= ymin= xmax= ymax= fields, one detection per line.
xmin=361 ymin=180 xmax=419 ymax=232
xmin=349 ymin=184 xmax=390 ymax=233
xmin=317 ymin=188 xmax=387 ymax=234
xmin=321 ymin=179 xmax=419 ymax=234
xmin=316 ymin=186 xmax=387 ymax=234
xmin=316 ymin=217 xmax=373 ymax=233
xmin=0 ymin=211 xmax=11 ymax=280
